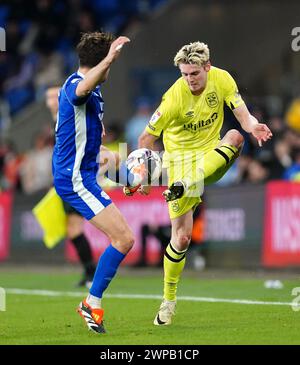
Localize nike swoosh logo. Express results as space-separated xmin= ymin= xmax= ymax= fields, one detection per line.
xmin=156 ymin=314 xmax=166 ymax=325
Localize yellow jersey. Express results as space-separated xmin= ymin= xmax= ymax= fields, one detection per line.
xmin=145 ymin=66 xmax=244 ymax=165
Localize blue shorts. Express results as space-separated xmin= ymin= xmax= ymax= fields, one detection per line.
xmin=54 ymin=171 xmax=112 ymax=220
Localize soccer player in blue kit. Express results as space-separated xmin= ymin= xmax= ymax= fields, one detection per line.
xmin=52 ymin=32 xmax=131 ymax=334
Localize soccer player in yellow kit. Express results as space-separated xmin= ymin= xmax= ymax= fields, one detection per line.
xmin=137 ymin=41 xmax=272 ymax=325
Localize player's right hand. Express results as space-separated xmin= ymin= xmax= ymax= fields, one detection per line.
xmin=123 ymin=184 xmax=141 ymax=197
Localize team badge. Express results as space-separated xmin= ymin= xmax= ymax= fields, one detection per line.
xmin=206 ymin=92 xmax=219 ymax=108
xmin=171 ymin=200 xmax=180 ymax=212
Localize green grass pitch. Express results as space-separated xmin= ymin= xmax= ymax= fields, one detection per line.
xmin=0 ymin=269 xmax=300 ymax=345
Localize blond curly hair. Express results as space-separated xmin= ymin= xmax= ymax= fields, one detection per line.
xmin=174 ymin=41 xmax=210 ymax=67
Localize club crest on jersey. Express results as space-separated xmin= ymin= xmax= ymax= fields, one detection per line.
xmin=206 ymin=92 xmax=219 ymax=108
xmin=171 ymin=200 xmax=180 ymax=212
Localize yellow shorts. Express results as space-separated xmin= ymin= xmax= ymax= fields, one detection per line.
xmin=167 ymin=144 xmax=239 ymax=219
xmin=167 ymin=155 xmax=202 ymax=219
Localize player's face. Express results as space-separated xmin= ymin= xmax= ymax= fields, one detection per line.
xmin=179 ymin=63 xmax=211 ymax=95
xmin=46 ymin=87 xmax=59 ymax=114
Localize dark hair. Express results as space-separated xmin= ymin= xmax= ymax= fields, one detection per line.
xmin=76 ymin=32 xmax=115 ymax=68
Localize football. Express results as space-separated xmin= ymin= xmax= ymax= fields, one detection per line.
xmin=126 ymin=148 xmax=162 ymax=187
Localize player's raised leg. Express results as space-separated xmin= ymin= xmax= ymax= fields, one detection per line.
xmin=218 ymin=129 xmax=244 ymax=150
xmin=154 ymin=209 xmax=193 ymax=325
xmin=164 ymin=129 xmax=244 ymax=200
xmin=78 ymin=203 xmax=134 ymax=333
xmin=203 ymin=129 xmax=244 ymax=185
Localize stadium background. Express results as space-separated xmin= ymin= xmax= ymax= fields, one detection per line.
xmin=1 ymin=0 xmax=300 ymax=346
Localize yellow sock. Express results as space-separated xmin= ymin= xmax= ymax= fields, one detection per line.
xmin=163 ymin=243 xmax=187 ymax=301
xmin=203 ymin=144 xmax=238 ymax=185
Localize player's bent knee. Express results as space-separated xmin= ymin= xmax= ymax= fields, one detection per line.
xmin=112 ymin=230 xmax=135 ymax=253
xmin=176 ymin=234 xmax=192 ymax=251
xmin=225 ymin=129 xmax=244 ymax=147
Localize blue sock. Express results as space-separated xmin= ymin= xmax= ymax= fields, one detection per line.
xmin=90 ymin=244 xmax=125 ymax=298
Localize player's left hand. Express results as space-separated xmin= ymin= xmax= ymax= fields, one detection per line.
xmin=251 ymin=123 xmax=273 ymax=147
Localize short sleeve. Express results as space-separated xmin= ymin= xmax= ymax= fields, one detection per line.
xmin=223 ymin=71 xmax=244 ymax=110
xmin=145 ymin=90 xmax=177 ymax=136
xmin=63 ymin=75 xmax=90 ymax=106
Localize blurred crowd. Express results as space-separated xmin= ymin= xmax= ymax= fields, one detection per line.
xmin=217 ymin=107 xmax=300 ymax=186
xmin=0 ymin=0 xmax=166 ymax=124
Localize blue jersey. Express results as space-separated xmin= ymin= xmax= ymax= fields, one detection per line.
xmin=52 ymin=71 xmax=112 ymax=220
xmin=53 ymin=71 xmax=104 ymax=178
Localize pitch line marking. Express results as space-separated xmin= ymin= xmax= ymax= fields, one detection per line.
xmin=4 ymin=288 xmax=299 ymax=307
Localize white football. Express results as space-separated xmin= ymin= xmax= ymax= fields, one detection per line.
xmin=126 ymin=148 xmax=162 ymax=187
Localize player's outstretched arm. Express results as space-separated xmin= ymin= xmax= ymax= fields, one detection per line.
xmin=233 ymin=104 xmax=273 ymax=147
xmin=76 ymin=36 xmax=130 ymax=98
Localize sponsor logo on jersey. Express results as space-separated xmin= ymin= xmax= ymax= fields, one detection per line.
xmin=183 ymin=112 xmax=218 ymax=132
xmin=185 ymin=110 xmax=194 ymax=117
xmin=206 ymin=92 xmax=219 ymax=107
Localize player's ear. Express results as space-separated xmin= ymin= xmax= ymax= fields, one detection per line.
xmin=204 ymin=61 xmax=211 ymax=72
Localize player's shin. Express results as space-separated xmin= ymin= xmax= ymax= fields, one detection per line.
xmin=163 ymin=243 xmax=187 ymax=301
xmin=87 ymin=244 xmax=126 ymax=308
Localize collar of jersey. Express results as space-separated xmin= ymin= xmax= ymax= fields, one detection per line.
xmin=77 ymin=70 xmax=85 ymax=78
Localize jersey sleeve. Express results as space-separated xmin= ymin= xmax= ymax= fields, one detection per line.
xmin=63 ymin=75 xmax=90 ymax=106
xmin=222 ymin=71 xmax=245 ymax=110
xmin=145 ymin=89 xmax=177 ymax=137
